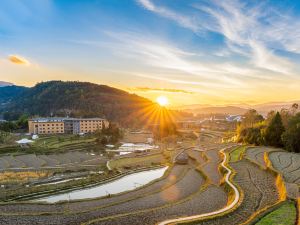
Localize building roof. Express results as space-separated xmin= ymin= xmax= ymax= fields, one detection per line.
xmin=29 ymin=117 xmax=106 ymax=122
xmin=16 ymin=138 xmax=34 ymax=144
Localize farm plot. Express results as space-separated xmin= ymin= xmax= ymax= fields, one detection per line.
xmin=245 ymin=147 xmax=278 ymax=168
xmin=0 ymin=165 xmax=188 ymax=215
xmin=0 ymin=158 xmax=10 ymax=169
xmin=36 ymin=155 xmax=59 ymax=167
xmin=0 ymin=166 xmax=209 ymax=225
xmin=184 ymin=159 xmax=280 ymax=225
xmin=201 ymin=149 xmax=222 ymax=185
xmin=88 ymin=185 xmax=227 ymax=225
xmin=187 ymin=150 xmax=206 ymax=166
xmin=0 ymin=151 xmax=106 ymax=171
xmin=0 ymin=169 xmax=215 ymax=225
xmin=109 ymin=153 xmax=166 ymax=170
xmin=67 ymin=168 xmax=206 ymax=220
xmin=1 ymin=155 xmax=26 ymax=168
xmin=255 ymin=201 xmax=297 ymax=225
xmin=14 ymin=154 xmax=45 ymax=168
xmin=44 ymin=154 xmax=70 ymax=165
xmin=229 ymin=146 xmax=246 ymax=162
xmin=269 ymin=152 xmax=300 ymax=185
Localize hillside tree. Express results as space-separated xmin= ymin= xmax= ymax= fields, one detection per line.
xmin=264 ymin=112 xmax=285 ymax=147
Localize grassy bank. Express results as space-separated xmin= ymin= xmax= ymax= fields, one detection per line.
xmin=255 ymin=201 xmax=296 ymax=225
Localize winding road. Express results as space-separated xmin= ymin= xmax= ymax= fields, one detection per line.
xmin=158 ymin=147 xmax=240 ymax=225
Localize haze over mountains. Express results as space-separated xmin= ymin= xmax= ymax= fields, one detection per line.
xmin=173 ymin=102 xmax=300 ymax=116
xmin=1 ymin=80 xmax=299 ymax=118
xmin=0 ymin=81 xmax=14 ymax=87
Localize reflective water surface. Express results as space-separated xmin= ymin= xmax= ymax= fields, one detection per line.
xmin=35 ymin=166 xmax=168 ymax=203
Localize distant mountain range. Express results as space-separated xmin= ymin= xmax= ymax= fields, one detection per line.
xmin=0 ymin=81 xmax=155 ymax=126
xmin=1 ymin=80 xmax=298 ymax=124
xmin=0 ymin=81 xmax=14 ymax=87
xmin=173 ymin=101 xmax=300 ymax=116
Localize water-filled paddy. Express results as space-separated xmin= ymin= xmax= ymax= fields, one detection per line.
xmin=35 ymin=166 xmax=168 ymax=203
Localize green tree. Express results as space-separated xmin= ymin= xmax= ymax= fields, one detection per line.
xmin=237 ymin=126 xmax=264 ymax=145
xmin=16 ymin=114 xmax=29 ymax=129
xmin=264 ymin=112 xmax=285 ymax=147
xmin=282 ymin=113 xmax=300 ymax=153
xmin=100 ymin=136 xmax=108 ymax=145
xmin=242 ymin=109 xmax=264 ymax=128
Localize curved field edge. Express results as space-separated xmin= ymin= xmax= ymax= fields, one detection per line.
xmin=176 ymin=148 xmax=286 ymax=225
xmin=157 ymin=146 xmax=242 ymax=225
xmin=80 ymin=167 xmax=212 ymax=225
xmin=239 ymin=153 xmax=287 ymax=225
xmin=250 ymin=201 xmax=297 ymax=225
xmin=0 ymin=165 xmax=190 ymax=216
xmin=1 ymin=164 xmax=171 ymax=204
xmin=229 ymin=145 xmax=247 ymax=162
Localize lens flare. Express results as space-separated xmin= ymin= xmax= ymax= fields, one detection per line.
xmin=156 ymin=96 xmax=169 ymax=106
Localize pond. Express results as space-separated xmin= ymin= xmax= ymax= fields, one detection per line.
xmin=35 ymin=166 xmax=168 ymax=203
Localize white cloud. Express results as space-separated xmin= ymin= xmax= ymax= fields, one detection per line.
xmin=137 ymin=0 xmax=300 ymax=75
xmin=137 ymin=0 xmax=200 ymax=32
xmin=104 ymin=31 xmax=263 ymax=87
xmin=249 ymin=41 xmax=294 ymax=75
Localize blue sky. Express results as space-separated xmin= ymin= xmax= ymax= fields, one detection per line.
xmin=1 ymin=0 xmax=300 ymax=106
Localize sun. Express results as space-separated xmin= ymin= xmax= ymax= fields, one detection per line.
xmin=156 ymin=96 xmax=169 ymax=106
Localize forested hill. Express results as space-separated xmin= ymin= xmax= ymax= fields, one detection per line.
xmin=0 ymin=85 xmax=28 ymax=104
xmin=0 ymin=81 xmax=155 ymax=126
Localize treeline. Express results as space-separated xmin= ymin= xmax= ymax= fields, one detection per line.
xmin=0 ymin=114 xmax=28 ymax=132
xmin=0 ymin=81 xmax=154 ymax=127
xmin=0 ymin=81 xmax=188 ymax=128
xmin=237 ymin=104 xmax=300 ymax=153
xmin=95 ymin=123 xmax=123 ymax=145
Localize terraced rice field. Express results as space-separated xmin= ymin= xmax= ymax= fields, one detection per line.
xmin=201 ymin=149 xmax=222 ymax=185
xmin=109 ymin=153 xmax=166 ymax=170
xmin=187 ymin=150 xmax=207 ymax=166
xmin=184 ymin=159 xmax=280 ymax=225
xmin=229 ymin=146 xmax=246 ymax=162
xmin=88 ymin=185 xmax=227 ymax=225
xmin=0 ymin=142 xmax=229 ymax=225
xmin=0 ymin=151 xmax=106 ymax=171
xmin=0 ymin=136 xmax=98 ymax=155
xmin=269 ymin=152 xmax=300 ymax=185
xmin=0 ymin=142 xmax=284 ymax=225
xmin=0 ymin=165 xmax=188 ymax=214
xmin=245 ymin=147 xmax=278 ymax=168
xmin=0 ymin=163 xmax=229 ymax=225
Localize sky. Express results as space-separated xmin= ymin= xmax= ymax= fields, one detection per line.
xmin=1 ymin=0 xmax=300 ymax=107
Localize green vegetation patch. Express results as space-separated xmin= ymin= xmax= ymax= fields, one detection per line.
xmin=229 ymin=146 xmax=246 ymax=162
xmin=255 ymin=201 xmax=296 ymax=225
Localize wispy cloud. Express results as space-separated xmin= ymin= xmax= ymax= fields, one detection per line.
xmin=137 ymin=0 xmax=300 ymax=75
xmin=137 ymin=0 xmax=200 ymax=32
xmin=127 ymin=87 xmax=194 ymax=94
xmin=108 ymin=31 xmax=268 ymax=84
xmin=8 ymin=55 xmax=30 ymax=66
xmin=194 ymin=0 xmax=297 ymax=75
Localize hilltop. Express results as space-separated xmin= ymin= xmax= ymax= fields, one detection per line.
xmin=0 ymin=85 xmax=28 ymax=105
xmin=0 ymin=81 xmax=14 ymax=87
xmin=0 ymin=81 xmax=154 ymax=126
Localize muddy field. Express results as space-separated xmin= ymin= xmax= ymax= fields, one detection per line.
xmin=269 ymin=151 xmax=300 ymax=185
xmin=0 ymin=151 xmax=106 ymax=171
xmin=245 ymin=147 xmax=279 ymax=169
xmin=188 ymin=159 xmax=280 ymax=225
